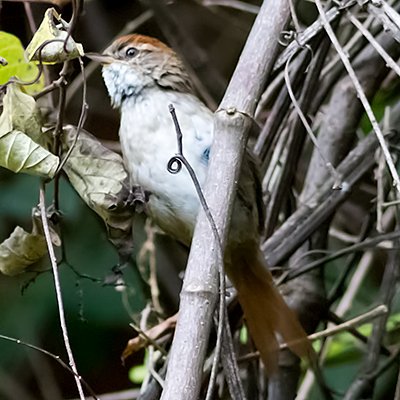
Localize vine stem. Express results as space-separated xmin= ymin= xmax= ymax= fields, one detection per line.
xmin=167 ymin=104 xmax=244 ymax=400
xmin=39 ymin=186 xmax=85 ymax=400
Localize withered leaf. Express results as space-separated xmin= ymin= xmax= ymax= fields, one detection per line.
xmin=61 ymin=126 xmax=136 ymax=256
xmin=122 ymin=314 xmax=177 ymax=361
xmin=25 ymin=8 xmax=84 ymax=64
xmin=0 ymin=84 xmax=59 ymax=178
xmin=0 ymin=211 xmax=61 ymax=276
xmin=0 ymin=226 xmax=47 ymax=276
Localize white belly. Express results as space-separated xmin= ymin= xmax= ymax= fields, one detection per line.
xmin=119 ymin=90 xmax=213 ymax=245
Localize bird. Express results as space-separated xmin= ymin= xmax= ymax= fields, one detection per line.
xmin=88 ymin=34 xmax=311 ymax=372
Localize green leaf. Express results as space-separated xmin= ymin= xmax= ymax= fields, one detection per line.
xmin=129 ymin=350 xmax=149 ymax=384
xmin=324 ymin=313 xmax=400 ymax=365
xmin=0 ymin=31 xmax=44 ymax=95
xmin=25 ymin=8 xmax=84 ymax=64
xmin=386 ymin=312 xmax=400 ymax=331
xmin=129 ymin=364 xmax=148 ymax=384
xmin=240 ymin=325 xmax=248 ymax=344
xmin=0 ymin=84 xmax=59 ymax=178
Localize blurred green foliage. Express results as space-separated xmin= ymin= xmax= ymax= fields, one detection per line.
xmin=0 ymin=169 xmax=146 ymax=396
xmin=0 ymin=31 xmax=44 ymax=95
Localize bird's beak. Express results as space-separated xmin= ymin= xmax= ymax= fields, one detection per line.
xmin=85 ymin=52 xmax=114 ymax=65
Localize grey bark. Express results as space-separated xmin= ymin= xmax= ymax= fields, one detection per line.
xmin=160 ymin=1 xmax=291 ymax=399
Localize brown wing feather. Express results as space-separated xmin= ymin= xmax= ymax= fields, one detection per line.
xmin=226 ymin=245 xmax=313 ymax=374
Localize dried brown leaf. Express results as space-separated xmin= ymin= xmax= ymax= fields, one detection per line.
xmin=0 ymin=226 xmax=47 ymax=276
xmin=0 ymin=211 xmax=61 ymax=276
xmin=25 ymin=8 xmax=84 ymax=64
xmin=122 ymin=315 xmax=177 ymax=361
xmin=61 ymin=126 xmax=135 ymax=256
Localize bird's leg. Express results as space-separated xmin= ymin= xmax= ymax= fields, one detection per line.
xmin=109 ymin=180 xmax=151 ymax=214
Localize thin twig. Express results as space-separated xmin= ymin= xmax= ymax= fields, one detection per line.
xmin=254 ymin=50 xmax=310 ymax=172
xmin=320 ymin=13 xmax=374 ymax=80
xmin=368 ymin=0 xmax=400 ymax=43
xmin=21 ymin=1 xmax=55 ymax=97
xmin=395 ymin=352 xmax=400 ymax=399
xmin=64 ymin=0 xmax=82 ymax=53
xmin=167 ymin=104 xmax=243 ymax=400
xmin=34 ymin=74 xmax=65 ymax=100
xmin=264 ymin=40 xmax=331 ymax=236
xmin=220 ymin=311 xmax=247 ymax=399
xmin=0 ymin=38 xmax=68 ymax=90
xmin=348 ymin=11 xmax=400 ymax=77
xmin=282 ymin=305 xmax=388 ymax=350
xmin=168 ymin=106 xmax=226 ymax=397
xmin=315 ymin=0 xmax=400 ymax=193
xmin=329 ymin=227 xmax=359 ymax=243
xmin=289 ymin=0 xmax=301 ymax=32
xmin=201 ymin=0 xmax=259 ymax=14
xmin=383 ymin=199 xmax=400 ymax=207
xmin=39 ymin=186 xmax=85 ymax=400
xmin=328 ymin=311 xmax=391 ymax=357
xmin=273 ymin=0 xmax=357 ymax=72
xmin=0 ymin=333 xmax=98 ymax=399
xmin=262 ymin=125 xmax=396 ymax=266
xmin=147 ymin=346 xmax=165 ymax=390
xmin=52 ymin=62 xmax=68 ymax=157
xmin=51 ymin=61 xmax=69 ymax=211
xmin=284 ymin=49 xmax=341 ymax=188
xmin=138 ymin=220 xmax=163 ymax=314
xmin=128 ymin=321 xmax=168 ymax=357
xmin=282 ymin=230 xmax=400 ymax=283
xmin=238 ymin=305 xmax=388 ymax=362
xmin=298 ymin=251 xmax=374 ymax=398
xmin=23 ymin=2 xmax=36 ymax=35
xmin=327 ymin=216 xmax=373 ymax=305
xmin=344 ymin=239 xmax=400 ymax=399
xmin=377 ymin=148 xmax=386 ymax=233
xmin=56 ymin=57 xmax=88 ymax=174
xmin=370 ymin=348 xmax=400 ymax=384
xmin=138 ymin=309 xmax=165 ymax=391
xmin=52 ymin=20 xmax=88 ymax=213
xmin=167 ymin=106 xmax=224 ymax=262
xmin=70 ymin=388 xmax=140 ymax=400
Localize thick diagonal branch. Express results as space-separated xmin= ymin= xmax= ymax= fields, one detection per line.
xmin=160 ymin=1 xmax=291 ymax=399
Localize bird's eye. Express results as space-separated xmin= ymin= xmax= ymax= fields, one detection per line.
xmin=125 ymin=47 xmax=138 ymax=57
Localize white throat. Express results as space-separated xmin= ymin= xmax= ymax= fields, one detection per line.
xmin=102 ymin=62 xmax=154 ymax=107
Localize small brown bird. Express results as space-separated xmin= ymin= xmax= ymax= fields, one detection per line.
xmin=89 ymin=34 xmax=311 ymax=371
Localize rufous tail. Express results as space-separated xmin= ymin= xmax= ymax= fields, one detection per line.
xmin=227 ymin=246 xmax=313 ymax=374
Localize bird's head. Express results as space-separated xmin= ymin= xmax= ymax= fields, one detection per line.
xmin=87 ymin=34 xmax=193 ymax=107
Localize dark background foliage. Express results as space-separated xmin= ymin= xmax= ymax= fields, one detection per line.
xmin=1 ymin=1 xmax=400 ymax=399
